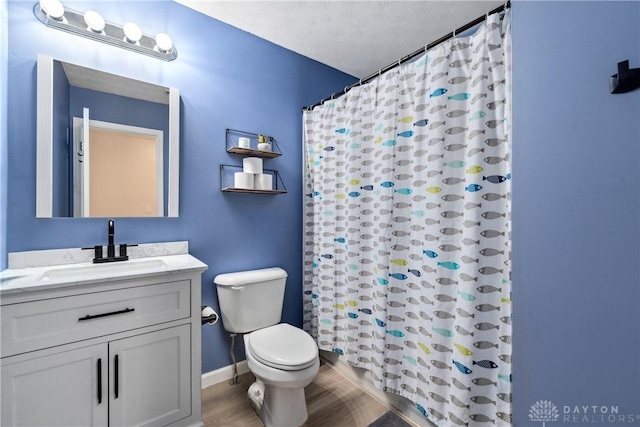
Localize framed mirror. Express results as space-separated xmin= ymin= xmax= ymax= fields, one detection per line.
xmin=36 ymin=54 xmax=180 ymax=218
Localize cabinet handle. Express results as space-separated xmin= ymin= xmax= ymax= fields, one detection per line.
xmin=78 ymin=308 xmax=135 ymax=321
xmin=114 ymin=355 xmax=119 ymax=399
xmin=97 ymin=358 xmax=102 ymax=404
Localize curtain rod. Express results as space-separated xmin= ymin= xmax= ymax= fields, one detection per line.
xmin=303 ymin=1 xmax=510 ymax=111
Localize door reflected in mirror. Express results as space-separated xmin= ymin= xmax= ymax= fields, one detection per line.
xmin=36 ymin=55 xmax=180 ymax=218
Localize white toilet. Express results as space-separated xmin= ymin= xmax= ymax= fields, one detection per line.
xmin=214 ymin=267 xmax=319 ymax=427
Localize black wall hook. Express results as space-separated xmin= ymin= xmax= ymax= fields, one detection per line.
xmin=610 ymin=60 xmax=640 ymax=94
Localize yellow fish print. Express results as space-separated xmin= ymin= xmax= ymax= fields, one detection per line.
xmin=390 ymin=259 xmax=408 ymax=266
xmin=398 ymin=116 xmax=414 ymax=123
xmin=417 ymin=342 xmax=432 ymax=355
xmin=466 ymin=165 xmax=484 ymax=174
xmin=454 ymin=343 xmax=474 ymax=356
xmin=426 ymin=186 xmax=442 ymax=194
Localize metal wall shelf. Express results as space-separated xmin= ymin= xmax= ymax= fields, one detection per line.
xmin=220 ymin=165 xmax=287 ymax=195
xmin=225 ymin=128 xmax=282 ymax=158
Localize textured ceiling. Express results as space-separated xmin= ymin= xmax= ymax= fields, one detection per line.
xmin=175 ymin=1 xmax=504 ymax=78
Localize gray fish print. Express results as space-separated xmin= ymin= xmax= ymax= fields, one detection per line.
xmin=471 ymin=395 xmax=497 ymax=405
xmin=432 ymin=55 xmax=450 ymax=66
xmin=442 ymin=177 xmax=466 ymax=185
xmin=418 ymin=326 xmax=432 ymax=337
xmin=448 ymin=75 xmax=472 ymax=85
xmin=459 ymin=273 xmax=478 ymax=282
xmin=477 ymin=285 xmax=502 ymax=293
xmin=441 ymin=227 xmax=463 ymax=235
xmin=406 ymin=283 xmax=420 ymax=291
xmin=500 ymin=335 xmax=512 ymax=344
xmin=403 ymin=340 xmax=418 ymax=349
xmin=474 ymin=340 xmax=499 ymax=349
xmin=433 ymin=311 xmax=456 ymax=321
xmin=400 ymin=384 xmax=416 ymax=394
xmin=404 ymin=326 xmax=419 ymax=335
xmin=431 ymin=360 xmax=452 ymax=370
xmin=439 ymin=244 xmax=462 ymax=252
xmin=451 ymin=41 xmax=470 ymax=51
xmin=456 ymin=308 xmax=475 ymax=318
xmin=444 ymin=143 xmax=467 ymax=152
xmin=468 ymin=147 xmax=485 ymax=156
xmin=461 ymin=256 xmax=479 ymax=264
xmin=436 ymin=277 xmax=458 ymax=286
xmin=481 ymin=211 xmax=506 ymax=220
xmin=427 ymin=170 xmax=443 ymax=178
xmin=484 ymin=138 xmax=507 ymax=147
xmin=424 ymin=234 xmax=440 ymax=242
xmin=482 ymin=192 xmax=507 ymax=201
xmin=452 ymin=377 xmax=471 ymax=391
xmin=430 ymin=71 xmax=449 ymax=82
xmin=499 ymin=354 xmax=512 ymax=364
xmin=472 ymin=378 xmax=498 ymax=387
xmin=475 ymin=322 xmax=500 ymax=331
xmin=486 ymin=118 xmax=506 ymax=128
xmin=441 ymin=194 xmax=465 ymax=202
xmin=465 ymin=202 xmax=482 ymax=209
xmin=429 ymin=392 xmax=449 ymax=403
xmin=429 ymin=105 xmax=447 ymax=114
xmin=497 ymin=412 xmax=513 ymax=423
xmin=463 ymin=220 xmax=481 ymax=228
xmin=416 ymin=371 xmax=429 ymax=383
xmin=420 ymin=296 xmax=435 ymax=305
xmin=415 ymin=103 xmax=429 ymax=112
xmin=414 ymin=149 xmax=429 ymax=157
xmin=401 ymin=369 xmax=417 ymax=379
xmin=462 ymin=238 xmax=480 ymax=246
xmin=445 ymin=126 xmax=468 ymax=135
xmin=478 ymin=266 xmax=504 ymax=275
xmin=435 ymin=294 xmax=457 ymax=303
xmin=419 ymin=311 xmax=432 ymax=321
xmin=497 ymin=392 xmax=512 ymax=403
xmin=469 ymin=414 xmax=495 ymax=423
xmin=428 ymin=154 xmax=444 ymax=161
xmin=475 ymin=303 xmax=500 ymax=312
xmin=487 ymin=98 xmax=507 ymax=110
xmin=483 ymin=155 xmax=509 ymax=165
xmin=408 ymin=254 xmax=422 ymax=261
xmin=468 ymin=129 xmax=486 ymax=139
xmin=446 ymin=109 xmax=469 ymax=118
xmin=429 ymin=120 xmax=447 ymax=130
xmin=471 ymin=93 xmax=488 ymax=104
xmin=472 ymin=74 xmax=489 ymax=87
xmin=450 ymin=395 xmax=470 ymax=409
xmin=429 ymin=376 xmax=451 ymax=387
xmin=455 ymin=325 xmax=474 ymax=336
xmin=382 ymin=371 xmax=402 ymax=379
xmin=413 ymin=164 xmax=429 ymax=172
xmin=448 ymin=412 xmax=468 ymax=426
xmin=441 ymin=210 xmax=464 ymax=219
xmin=449 ymin=59 xmax=472 ymax=68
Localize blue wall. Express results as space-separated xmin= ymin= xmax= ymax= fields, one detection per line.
xmin=5 ymin=1 xmax=356 ymax=373
xmin=0 ymin=0 xmax=7 ymax=271
xmin=512 ymin=1 xmax=640 ymax=425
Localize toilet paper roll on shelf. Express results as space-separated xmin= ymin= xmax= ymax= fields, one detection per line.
xmin=201 ymin=306 xmax=219 ymax=325
xmin=254 ymin=173 xmax=273 ymax=191
xmin=243 ymin=157 xmax=263 ymax=174
xmin=234 ymin=172 xmax=254 ymax=189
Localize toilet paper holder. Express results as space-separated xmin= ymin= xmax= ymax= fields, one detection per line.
xmin=201 ymin=306 xmax=219 ymax=325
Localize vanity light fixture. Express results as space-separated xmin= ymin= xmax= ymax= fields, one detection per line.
xmin=33 ymin=0 xmax=177 ymax=61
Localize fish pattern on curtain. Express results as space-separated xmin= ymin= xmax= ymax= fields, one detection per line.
xmin=303 ymin=12 xmax=511 ymax=427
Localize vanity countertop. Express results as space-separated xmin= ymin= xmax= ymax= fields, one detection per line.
xmin=0 ymin=242 xmax=207 ymax=297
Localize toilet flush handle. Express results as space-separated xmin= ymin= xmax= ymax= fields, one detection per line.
xmin=231 ymin=286 xmax=245 ymax=292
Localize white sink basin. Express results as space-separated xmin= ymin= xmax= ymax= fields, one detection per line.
xmin=37 ymin=259 xmax=168 ymax=282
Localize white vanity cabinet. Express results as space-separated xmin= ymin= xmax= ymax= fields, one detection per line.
xmin=0 ymin=254 xmax=206 ymax=427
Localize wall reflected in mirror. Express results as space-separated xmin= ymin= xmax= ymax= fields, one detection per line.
xmin=37 ymin=55 xmax=180 ymax=218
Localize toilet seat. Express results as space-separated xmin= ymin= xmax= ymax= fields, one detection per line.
xmin=248 ymin=323 xmax=318 ymax=371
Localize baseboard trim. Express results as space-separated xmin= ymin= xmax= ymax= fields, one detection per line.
xmin=201 ymin=360 xmax=250 ymax=389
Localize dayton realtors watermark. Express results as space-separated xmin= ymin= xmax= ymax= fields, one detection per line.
xmin=529 ymin=400 xmax=640 ymax=425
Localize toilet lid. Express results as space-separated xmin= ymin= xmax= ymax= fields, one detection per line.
xmin=248 ymin=323 xmax=318 ymax=371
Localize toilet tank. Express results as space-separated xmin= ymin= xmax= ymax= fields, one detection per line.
xmin=214 ymin=267 xmax=288 ymax=333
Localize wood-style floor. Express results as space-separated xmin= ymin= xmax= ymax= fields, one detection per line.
xmin=202 ymin=359 xmax=416 ymax=427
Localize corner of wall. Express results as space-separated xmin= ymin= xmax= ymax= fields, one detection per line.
xmin=0 ymin=0 xmax=8 ymax=270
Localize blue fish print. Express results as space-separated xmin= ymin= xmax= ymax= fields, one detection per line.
xmin=321 ymin=254 xmax=334 ymax=259
xmin=377 ymin=277 xmax=389 ymax=285
xmin=386 ymin=329 xmax=405 ymax=337
xmin=453 ymin=360 xmax=473 ymax=374
xmin=498 ymin=373 xmax=512 ymax=383
xmin=465 ymin=184 xmax=483 ymax=192
xmin=347 ymin=312 xmax=359 ymax=319
xmin=381 ymin=181 xmax=395 ymax=188
xmin=397 ymin=131 xmax=414 ymax=138
xmin=334 ymin=237 xmax=346 ymax=243
xmin=389 ymin=273 xmax=408 ymax=280
xmin=311 ymin=293 xmax=318 ymax=299
xmin=448 ymin=93 xmax=471 ymax=101
xmin=382 ymin=140 xmax=398 ymax=146
xmin=430 ymin=88 xmax=448 ymax=98
xmin=437 ymin=261 xmax=460 ymax=270
xmin=483 ymin=175 xmax=508 ymax=183
xmin=393 ymin=188 xmax=413 ymax=195
xmin=506 ymin=173 xmax=512 ymax=180
xmin=473 ymin=360 xmax=499 ymax=369
xmin=360 ymin=185 xmax=374 ymax=191
xmin=403 ymin=355 xmax=418 ymax=366
xmin=423 ymin=250 xmax=438 ymax=258
xmin=376 ymin=318 xmax=387 ymax=327
xmin=358 ymin=308 xmax=373 ymax=315
xmin=332 ymin=348 xmax=345 ymax=355
xmin=324 ymin=146 xmax=335 ymax=151
xmin=335 ymin=128 xmax=349 ymax=134
xmin=348 ymin=191 xmax=361 ymax=197
xmin=408 ymin=268 xmax=422 ymax=277
xmin=415 ymin=403 xmax=428 ymax=418
xmin=414 ymin=119 xmax=429 ymax=127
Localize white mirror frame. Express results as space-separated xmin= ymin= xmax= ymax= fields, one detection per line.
xmin=35 ymin=54 xmax=180 ymax=218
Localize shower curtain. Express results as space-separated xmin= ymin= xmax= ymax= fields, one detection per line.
xmin=303 ymin=11 xmax=511 ymax=427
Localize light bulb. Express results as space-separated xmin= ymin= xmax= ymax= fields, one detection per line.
xmin=84 ymin=10 xmax=105 ymax=33
xmin=39 ymin=0 xmax=64 ymax=20
xmin=123 ymin=22 xmax=142 ymax=44
xmin=155 ymin=33 xmax=173 ymax=53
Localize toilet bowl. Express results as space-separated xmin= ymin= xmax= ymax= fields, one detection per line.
xmin=214 ymin=268 xmax=319 ymax=427
xmin=244 ymin=323 xmax=319 ymax=427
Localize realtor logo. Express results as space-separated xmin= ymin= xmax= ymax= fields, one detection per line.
xmin=529 ymin=400 xmax=560 ymax=426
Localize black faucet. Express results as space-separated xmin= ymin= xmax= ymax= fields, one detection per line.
xmin=107 ymin=219 xmax=116 ymax=258
xmin=83 ymin=219 xmax=136 ymax=263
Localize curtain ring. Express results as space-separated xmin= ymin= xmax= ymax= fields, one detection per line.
xmin=452 ymin=28 xmax=456 ymax=39
xmin=378 ymin=68 xmax=382 ymax=77
xmin=359 ymin=78 xmax=363 ymax=86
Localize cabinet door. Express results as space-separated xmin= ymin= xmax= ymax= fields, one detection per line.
xmin=1 ymin=344 xmax=108 ymax=427
xmin=109 ymin=325 xmax=191 ymax=427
